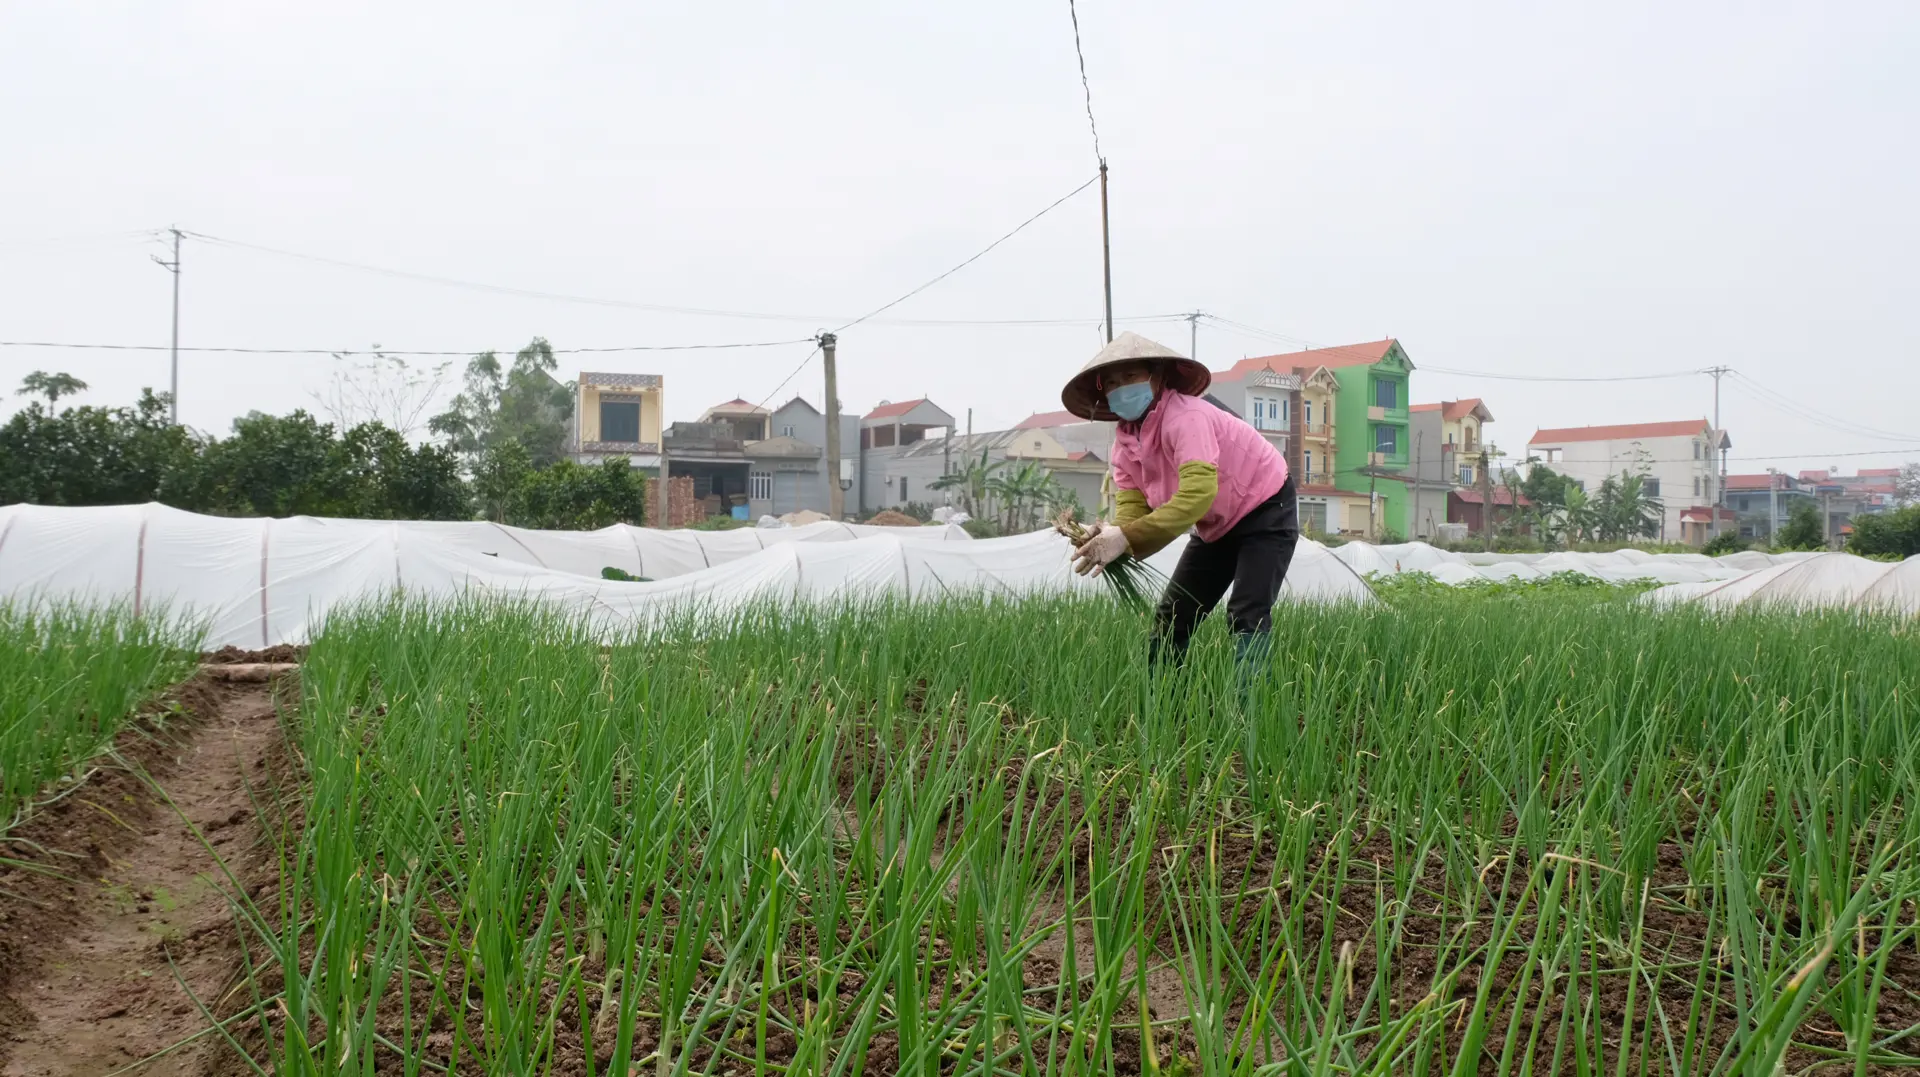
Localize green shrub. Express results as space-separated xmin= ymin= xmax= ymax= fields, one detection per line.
xmin=1701 ymin=530 xmax=1748 ymax=557
xmin=1848 ymin=505 xmax=1920 ymax=560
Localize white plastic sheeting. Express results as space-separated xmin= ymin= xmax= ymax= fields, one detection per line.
xmin=0 ymin=503 xmax=1377 ymax=647
xmin=1641 ymin=552 xmax=1919 ymax=615
xmin=1329 ymin=540 xmax=1757 ymax=586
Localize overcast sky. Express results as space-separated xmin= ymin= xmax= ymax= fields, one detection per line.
xmin=4 ymin=1 xmax=1915 ymax=477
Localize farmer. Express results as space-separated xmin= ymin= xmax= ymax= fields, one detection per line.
xmin=1062 ymin=332 xmax=1299 ymax=668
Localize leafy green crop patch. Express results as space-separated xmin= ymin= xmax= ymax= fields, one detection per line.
xmin=221 ymin=596 xmax=1917 ymax=1075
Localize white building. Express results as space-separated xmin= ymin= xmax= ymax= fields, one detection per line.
xmin=1527 ymin=419 xmax=1733 ymax=544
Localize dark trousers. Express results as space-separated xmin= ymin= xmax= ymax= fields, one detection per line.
xmin=1150 ymin=478 xmax=1299 ymax=661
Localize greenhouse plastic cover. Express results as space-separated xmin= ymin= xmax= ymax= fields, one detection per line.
xmin=1641 ymin=552 xmax=1919 ymax=614
xmin=0 ymin=503 xmax=1377 ymax=647
xmin=1328 ymin=540 xmax=1759 ymax=585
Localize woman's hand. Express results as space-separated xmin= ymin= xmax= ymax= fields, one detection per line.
xmin=1072 ymin=523 xmax=1131 ymax=577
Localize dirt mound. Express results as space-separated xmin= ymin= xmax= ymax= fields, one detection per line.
xmin=864 ymin=510 xmax=925 ymax=527
xmin=200 ymin=643 xmax=305 ymax=665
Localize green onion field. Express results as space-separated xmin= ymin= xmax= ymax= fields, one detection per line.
xmin=201 ymin=593 xmax=1918 ymax=1076
xmin=0 ymin=602 xmax=194 ymax=838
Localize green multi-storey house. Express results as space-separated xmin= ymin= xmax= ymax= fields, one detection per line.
xmin=1209 ymin=339 xmax=1415 ymax=538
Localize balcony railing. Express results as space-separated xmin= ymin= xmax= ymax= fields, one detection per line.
xmin=1253 ymin=416 xmax=1291 ymax=433
xmin=1296 ymin=471 xmax=1335 ymax=486
xmin=1301 ymin=421 xmax=1331 ymax=437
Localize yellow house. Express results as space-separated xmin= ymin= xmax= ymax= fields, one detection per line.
xmin=574 ymin=372 xmax=664 ymax=467
xmin=1409 ymin=398 xmax=1493 ymax=485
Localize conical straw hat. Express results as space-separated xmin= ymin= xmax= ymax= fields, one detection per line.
xmin=1059 ymin=331 xmax=1211 ymax=421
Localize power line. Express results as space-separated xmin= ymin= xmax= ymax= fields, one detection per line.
xmin=751 ymin=346 xmax=824 ymax=412
xmin=829 ymin=172 xmax=1101 ymax=334
xmin=1065 ymin=0 xmax=1104 ymax=165
xmin=1201 ymin=314 xmax=1703 ymax=382
xmin=1726 ymin=371 xmax=1920 ymax=444
xmin=0 ymin=339 xmax=813 ymax=356
xmin=178 ymin=227 xmax=1145 ymax=328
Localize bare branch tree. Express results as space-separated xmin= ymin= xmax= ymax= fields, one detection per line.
xmin=309 ymin=352 xmax=453 ymax=438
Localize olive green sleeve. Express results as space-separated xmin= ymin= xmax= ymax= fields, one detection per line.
xmin=1119 ymin=461 xmax=1218 ymax=559
xmin=1114 ymin=488 xmax=1150 ymax=527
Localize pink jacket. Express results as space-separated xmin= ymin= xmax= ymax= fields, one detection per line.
xmin=1111 ymin=392 xmax=1289 ymax=542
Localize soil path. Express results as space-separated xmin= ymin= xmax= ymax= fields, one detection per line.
xmin=0 ymin=672 xmax=284 ymax=1077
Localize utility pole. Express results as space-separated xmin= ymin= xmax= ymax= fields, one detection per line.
xmin=1099 ymin=162 xmax=1114 ymax=343
xmin=152 ymin=228 xmax=182 ymax=424
xmin=1185 ymin=310 xmax=1202 ymax=361
xmin=1412 ymin=431 xmax=1423 ymax=541
xmin=820 ymin=332 xmax=843 ymax=521
xmin=1479 ymin=444 xmax=1497 ymax=552
xmin=1767 ymin=467 xmax=1780 ymax=544
xmin=1704 ymin=365 xmax=1731 ymax=538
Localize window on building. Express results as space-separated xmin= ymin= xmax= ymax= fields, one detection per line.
xmin=780 ymin=424 xmax=795 ymax=438
xmin=1303 ymin=450 xmax=1312 ymax=478
xmin=1643 ymin=478 xmax=1661 ymax=497
xmin=1281 ymin=398 xmax=1291 ymax=423
xmin=1459 ymin=465 xmax=1475 ymax=485
xmin=1253 ymin=399 xmax=1263 ymax=420
xmin=600 ymin=400 xmax=641 ymax=443
xmin=1304 ymin=400 xmax=1313 ymax=426
xmin=1374 ymin=379 xmax=1397 ymax=409
xmin=1374 ymin=425 xmax=1397 ymax=455
xmin=749 ymin=471 xmax=771 ymax=501
xmin=1693 ymin=441 xmax=1702 ymax=460
xmin=1693 ymin=476 xmax=1702 ymax=497
xmin=899 ymin=477 xmax=908 ymax=501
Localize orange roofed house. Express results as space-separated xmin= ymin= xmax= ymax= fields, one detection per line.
xmin=1527 ymin=419 xmax=1734 ymax=544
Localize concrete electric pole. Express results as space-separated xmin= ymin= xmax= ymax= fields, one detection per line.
xmin=152 ymin=228 xmax=182 ymax=424
xmin=1704 ymin=365 xmax=1731 ymax=537
xmin=820 ymin=332 xmax=844 ymax=521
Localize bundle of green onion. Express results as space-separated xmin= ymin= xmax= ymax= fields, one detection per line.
xmin=1054 ymin=510 xmax=1169 ymax=612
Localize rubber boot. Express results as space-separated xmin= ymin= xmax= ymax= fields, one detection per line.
xmin=1233 ymin=629 xmax=1273 ymax=713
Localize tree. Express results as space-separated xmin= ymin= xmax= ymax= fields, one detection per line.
xmin=429 ymin=339 xmax=574 ymax=469
xmin=1898 ymin=463 xmax=1920 ymax=507
xmin=188 ymin=410 xmax=471 ymax=520
xmin=1848 ymin=505 xmax=1920 ymax=559
xmin=18 ymin=370 xmax=89 ymax=409
xmin=0 ymin=390 xmax=203 ymax=507
xmin=473 ymin=439 xmax=533 ymax=523
xmin=503 ymin=458 xmax=648 ymax=530
xmin=929 ymin=448 xmax=1004 ymax=519
xmin=1591 ymin=471 xmax=1662 ymax=542
xmin=1773 ymin=502 xmax=1826 ymax=551
xmin=1520 ymin=463 xmax=1570 ymax=512
xmin=310 ymin=351 xmax=452 ymax=438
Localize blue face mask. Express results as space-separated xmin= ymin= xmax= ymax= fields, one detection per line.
xmin=1107 ymin=381 xmax=1155 ymax=421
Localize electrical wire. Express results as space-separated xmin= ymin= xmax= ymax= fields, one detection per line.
xmin=0 ymin=339 xmax=812 ymax=356
xmin=178 ymin=225 xmax=1142 ymax=328
xmin=1726 ymin=371 xmax=1920 ymax=444
xmin=1201 ymin=314 xmax=1703 ymax=382
xmin=829 ymin=173 xmax=1100 ymax=334
xmin=1065 ymin=0 xmax=1104 ymax=165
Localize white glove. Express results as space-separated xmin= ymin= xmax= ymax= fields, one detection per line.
xmin=1072 ymin=523 xmax=1131 ymax=577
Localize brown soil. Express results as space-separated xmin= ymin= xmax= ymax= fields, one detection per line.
xmin=0 ymin=669 xmax=289 ymax=1076
xmin=199 ymin=645 xmax=305 ymax=666
xmin=863 ymin=511 xmax=924 ymax=528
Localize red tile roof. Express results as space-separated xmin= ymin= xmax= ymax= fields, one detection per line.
xmin=1413 ymin=399 xmax=1492 ymax=422
xmin=1066 ymin=450 xmax=1100 ymax=462
xmin=1798 ymin=470 xmax=1830 ymax=483
xmin=1451 ymin=488 xmax=1530 ymax=506
xmin=1859 ymin=468 xmax=1902 ymax=477
xmin=1016 ymin=409 xmax=1080 ymax=429
xmin=1529 ymin=419 xmax=1710 ymax=445
xmin=864 ymin=398 xmax=928 ymax=420
xmin=1215 ymin=339 xmax=1398 ymax=380
xmin=1724 ymin=473 xmax=1789 ymax=491
xmin=1680 ymin=506 xmax=1738 ymax=522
